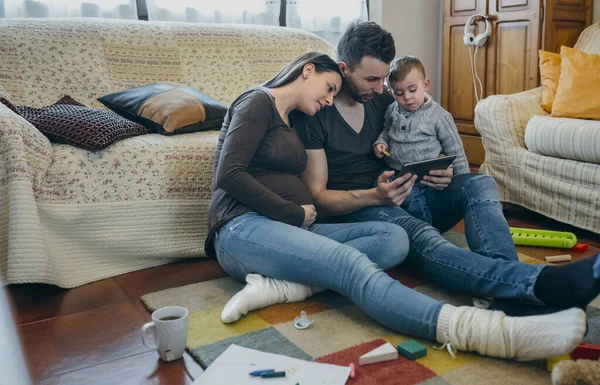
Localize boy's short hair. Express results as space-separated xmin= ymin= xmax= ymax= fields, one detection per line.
xmin=337 ymin=21 xmax=395 ymax=69
xmin=387 ymin=56 xmax=426 ymax=84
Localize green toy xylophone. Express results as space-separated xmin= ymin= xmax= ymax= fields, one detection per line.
xmin=509 ymin=227 xmax=578 ymax=248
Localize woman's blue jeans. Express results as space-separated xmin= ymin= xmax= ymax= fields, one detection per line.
xmin=215 ymin=212 xmax=444 ymax=341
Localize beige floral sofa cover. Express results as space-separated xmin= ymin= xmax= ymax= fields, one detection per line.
xmin=0 ymin=18 xmax=335 ymax=287
xmin=475 ymin=22 xmax=600 ymax=234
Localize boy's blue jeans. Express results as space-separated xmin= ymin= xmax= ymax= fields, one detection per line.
xmin=401 ymin=184 xmax=433 ymax=224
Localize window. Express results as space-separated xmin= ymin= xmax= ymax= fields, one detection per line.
xmin=1 ymin=0 xmax=369 ymax=45
xmin=140 ymin=0 xmax=368 ymax=44
xmin=2 ymin=0 xmax=138 ymax=19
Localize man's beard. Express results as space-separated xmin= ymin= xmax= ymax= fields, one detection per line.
xmin=346 ymin=83 xmax=372 ymax=104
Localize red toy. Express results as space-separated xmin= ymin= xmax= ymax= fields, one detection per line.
xmin=571 ymin=243 xmax=589 ymax=253
xmin=570 ymin=343 xmax=600 ymax=360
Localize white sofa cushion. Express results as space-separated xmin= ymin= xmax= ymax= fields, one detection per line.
xmin=524 ymin=115 xmax=600 ymax=164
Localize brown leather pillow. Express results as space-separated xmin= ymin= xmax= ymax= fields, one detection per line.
xmin=1 ymin=96 xmax=147 ymax=151
xmin=97 ymin=83 xmax=228 ymax=135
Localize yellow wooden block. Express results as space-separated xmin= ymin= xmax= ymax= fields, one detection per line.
xmin=546 ymin=355 xmax=571 ymax=372
xmin=187 ymin=307 xmax=270 ymax=347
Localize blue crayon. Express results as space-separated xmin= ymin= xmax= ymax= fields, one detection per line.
xmin=260 ymin=371 xmax=286 ymax=378
xmin=249 ymin=369 xmax=275 ymax=377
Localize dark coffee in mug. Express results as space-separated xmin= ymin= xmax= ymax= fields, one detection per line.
xmin=143 ymin=306 xmax=188 ymax=362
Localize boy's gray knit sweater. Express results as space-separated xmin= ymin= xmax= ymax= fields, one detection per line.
xmin=374 ymin=95 xmax=470 ymax=175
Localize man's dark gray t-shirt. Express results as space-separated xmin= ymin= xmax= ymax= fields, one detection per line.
xmin=295 ymin=92 xmax=394 ymax=191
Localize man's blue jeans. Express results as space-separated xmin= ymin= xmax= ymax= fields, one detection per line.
xmin=340 ymin=173 xmax=546 ymax=310
xmin=215 ymin=212 xmax=444 ymax=340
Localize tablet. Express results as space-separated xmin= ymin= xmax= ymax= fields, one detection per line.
xmin=393 ymin=155 xmax=456 ymax=182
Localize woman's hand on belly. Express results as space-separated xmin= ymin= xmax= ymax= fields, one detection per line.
xmin=301 ymin=204 xmax=317 ymax=229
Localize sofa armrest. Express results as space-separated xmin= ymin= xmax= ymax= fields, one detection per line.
xmin=0 ymin=104 xmax=53 ymax=185
xmin=475 ymin=87 xmax=547 ymax=157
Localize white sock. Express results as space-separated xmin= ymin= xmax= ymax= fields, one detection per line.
xmin=221 ymin=274 xmax=324 ymax=323
xmin=436 ymin=304 xmax=586 ymax=360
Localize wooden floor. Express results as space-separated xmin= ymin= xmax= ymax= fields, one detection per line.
xmin=6 ymin=206 xmax=600 ymax=385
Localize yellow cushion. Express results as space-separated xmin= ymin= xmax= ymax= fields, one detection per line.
xmin=551 ymin=46 xmax=600 ymax=120
xmin=538 ymin=50 xmax=561 ymax=113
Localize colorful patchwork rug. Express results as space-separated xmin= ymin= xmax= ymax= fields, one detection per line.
xmin=141 ymin=233 xmax=600 ymax=385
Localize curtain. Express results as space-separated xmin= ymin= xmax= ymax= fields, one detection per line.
xmin=3 ymin=0 xmax=138 ymax=19
xmin=146 ymin=0 xmax=280 ymax=25
xmin=286 ymin=0 xmax=368 ymax=33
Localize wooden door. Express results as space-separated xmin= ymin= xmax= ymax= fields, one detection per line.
xmin=441 ymin=0 xmax=489 ymax=166
xmin=442 ymin=0 xmax=542 ymax=167
xmin=486 ymin=0 xmax=542 ymax=97
xmin=543 ymin=0 xmax=594 ymax=52
xmin=442 ymin=0 xmax=593 ymax=168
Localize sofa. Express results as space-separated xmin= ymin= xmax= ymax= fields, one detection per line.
xmin=0 ymin=18 xmax=335 ymax=288
xmin=475 ymin=22 xmax=600 ymax=235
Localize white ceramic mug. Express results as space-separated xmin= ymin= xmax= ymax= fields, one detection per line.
xmin=141 ymin=306 xmax=188 ymax=362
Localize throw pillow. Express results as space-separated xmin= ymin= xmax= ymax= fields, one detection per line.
xmin=1 ymin=96 xmax=147 ymax=151
xmin=97 ymin=83 xmax=228 ymax=135
xmin=551 ymin=46 xmax=600 ymax=120
xmin=538 ymin=50 xmax=561 ymax=113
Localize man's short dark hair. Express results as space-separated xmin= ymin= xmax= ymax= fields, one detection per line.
xmin=387 ymin=56 xmax=426 ymax=84
xmin=337 ymin=21 xmax=395 ymax=69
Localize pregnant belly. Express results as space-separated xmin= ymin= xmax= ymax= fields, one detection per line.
xmin=254 ymin=172 xmax=313 ymax=206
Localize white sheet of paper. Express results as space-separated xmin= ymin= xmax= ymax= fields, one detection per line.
xmin=192 ymin=344 xmax=350 ymax=385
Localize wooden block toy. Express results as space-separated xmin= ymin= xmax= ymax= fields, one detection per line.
xmin=545 ymin=254 xmax=572 ymax=262
xmin=397 ymin=340 xmax=427 ymax=360
xmin=358 ymin=342 xmax=398 ymax=366
xmin=546 ymin=354 xmax=571 ymax=371
xmin=571 ymin=243 xmax=589 ymax=253
xmin=570 ymin=343 xmax=600 ymax=360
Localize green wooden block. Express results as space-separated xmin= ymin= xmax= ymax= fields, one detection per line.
xmin=397 ymin=340 xmax=427 ymax=360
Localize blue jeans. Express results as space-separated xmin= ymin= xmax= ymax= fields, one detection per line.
xmin=401 ymin=185 xmax=432 ymax=224
xmin=215 ymin=212 xmax=444 ymax=340
xmin=341 ymin=173 xmax=546 ymax=309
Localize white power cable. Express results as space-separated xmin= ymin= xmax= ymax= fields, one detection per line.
xmin=468 ymin=45 xmax=479 ymax=103
xmin=473 ymin=45 xmax=484 ymax=103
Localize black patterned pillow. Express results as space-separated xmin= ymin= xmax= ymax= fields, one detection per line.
xmin=0 ymin=96 xmax=147 ymax=151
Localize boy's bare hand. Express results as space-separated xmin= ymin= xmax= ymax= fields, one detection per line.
xmin=374 ymin=171 xmax=417 ymax=206
xmin=374 ymin=144 xmax=388 ymax=159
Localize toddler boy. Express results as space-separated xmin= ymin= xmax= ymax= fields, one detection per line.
xmin=374 ymin=56 xmax=469 ymax=223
